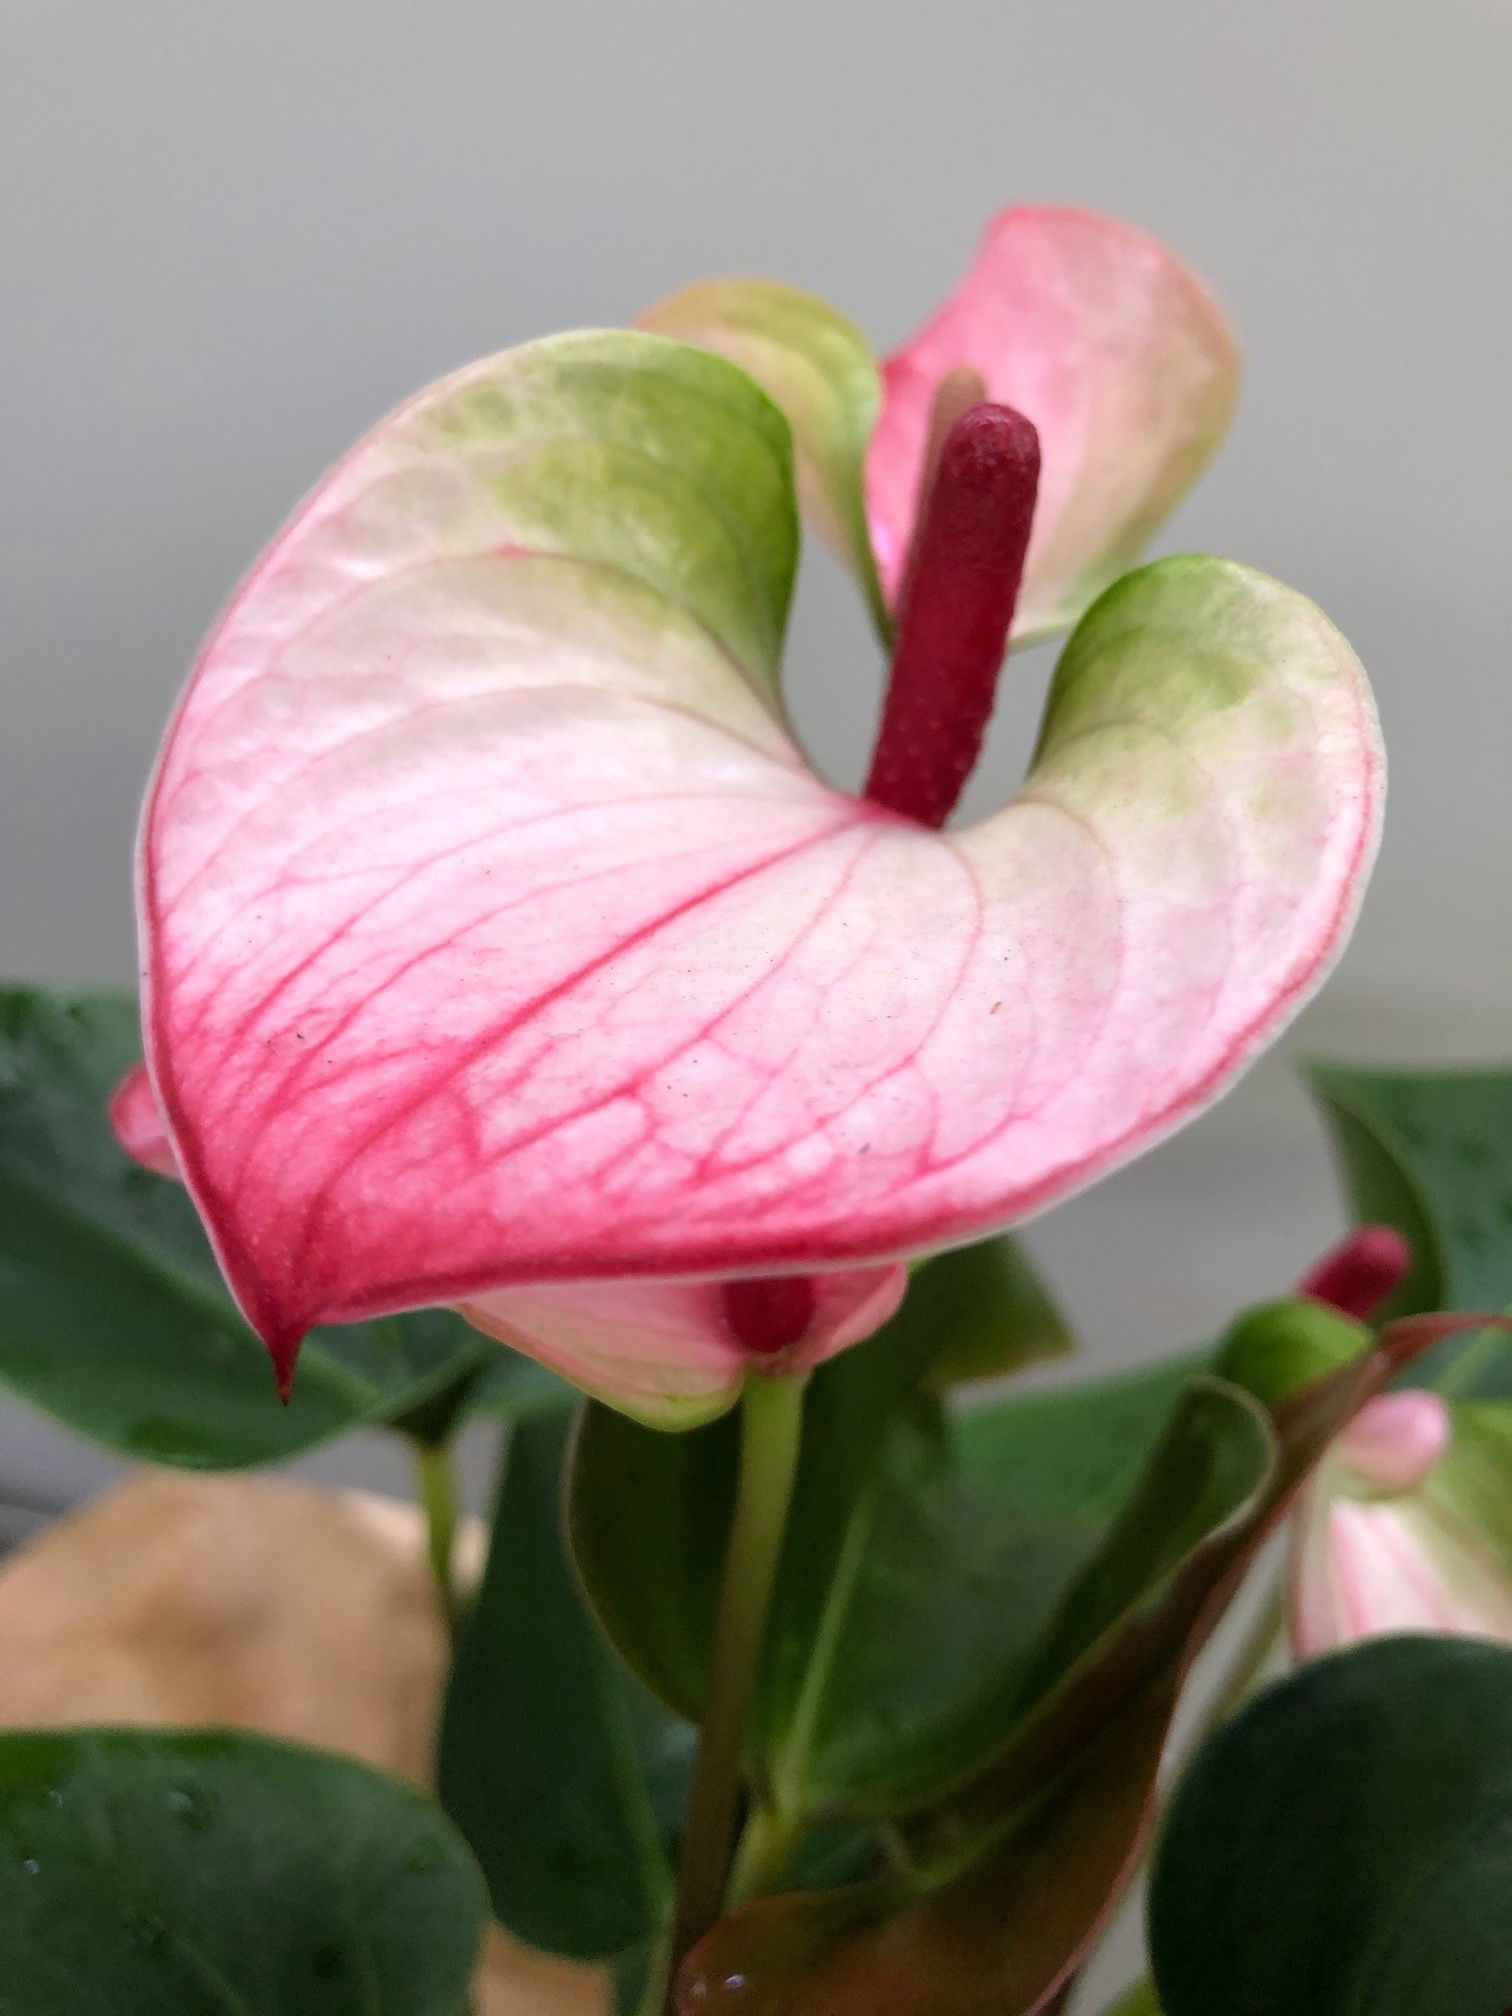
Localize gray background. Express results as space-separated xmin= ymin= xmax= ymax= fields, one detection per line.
xmin=2 ymin=1 xmax=1509 ymax=1993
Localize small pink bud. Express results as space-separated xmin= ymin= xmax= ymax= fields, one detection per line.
xmin=1296 ymin=1224 xmax=1411 ymax=1322
xmin=108 ymin=1064 xmax=181 ymax=1180
xmin=1334 ymin=1390 xmax=1451 ymax=1496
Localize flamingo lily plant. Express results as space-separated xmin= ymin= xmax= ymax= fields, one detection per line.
xmin=6 ymin=204 xmax=1511 ymax=2016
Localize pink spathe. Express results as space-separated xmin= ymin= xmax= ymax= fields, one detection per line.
xmin=866 ymin=206 xmax=1238 ymax=637
xmin=123 ymin=223 xmax=1378 ymax=1419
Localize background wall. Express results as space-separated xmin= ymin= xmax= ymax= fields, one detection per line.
xmin=2 ymin=0 xmax=1508 ymax=1652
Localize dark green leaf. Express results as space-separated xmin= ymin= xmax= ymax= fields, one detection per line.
xmin=0 ymin=1726 xmax=485 ymax=2015
xmin=677 ymin=1316 xmax=1438 ymax=2016
xmin=438 ymin=1412 xmax=691 ymax=1961
xmin=0 ymin=987 xmax=498 ymax=1466
xmin=952 ymin=1345 xmax=1210 ymax=1523
xmin=569 ymin=1400 xmax=735 ymax=1724
xmin=612 ymin=1945 xmax=655 ymax=2015
xmin=903 ymin=1235 xmax=1075 ymax=1390
xmin=1150 ymin=1636 xmax=1512 ymax=2016
xmin=1306 ymin=1062 xmax=1512 ymax=1392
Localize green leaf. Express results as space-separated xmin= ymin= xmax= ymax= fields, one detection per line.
xmin=676 ymin=1317 xmax=1436 ymax=2016
xmin=569 ymin=1397 xmax=735 ymax=1726
xmin=1150 ymin=1636 xmax=1512 ymax=2016
xmin=0 ymin=1726 xmax=485 ymax=2015
xmin=1305 ymin=1064 xmax=1512 ymax=1393
xmin=0 ymin=986 xmax=500 ymax=1467
xmin=438 ymin=1412 xmax=691 ymax=1962
xmin=905 ymin=1234 xmax=1075 ymax=1390
xmin=637 ymin=277 xmax=888 ymax=640
xmin=953 ymin=1345 xmax=1211 ymax=1523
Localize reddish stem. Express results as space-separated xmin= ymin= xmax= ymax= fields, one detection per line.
xmin=864 ymin=395 xmax=1040 ymax=829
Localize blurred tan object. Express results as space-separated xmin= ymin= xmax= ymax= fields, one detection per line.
xmin=0 ymin=1470 xmax=606 ymax=2016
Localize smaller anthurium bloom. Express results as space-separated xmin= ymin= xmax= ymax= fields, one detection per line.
xmin=1291 ymin=1227 xmax=1512 ymax=1654
xmin=127 ymin=249 xmax=1379 ymax=1429
xmin=641 ymin=203 xmax=1239 ymax=644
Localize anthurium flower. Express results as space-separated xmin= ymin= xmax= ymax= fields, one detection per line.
xmin=126 ymin=277 xmax=1380 ymax=1424
xmin=1289 ymin=1392 xmax=1512 ymax=1654
xmin=1291 ymin=1227 xmax=1512 ymax=1654
xmin=641 ymin=204 xmax=1240 ymax=643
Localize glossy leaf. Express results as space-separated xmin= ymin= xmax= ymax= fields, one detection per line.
xmin=142 ymin=327 xmax=1381 ymax=1405
xmin=867 ymin=206 xmax=1239 ymax=639
xmin=1306 ymin=1063 xmax=1512 ymax=1391
xmin=0 ymin=1725 xmax=485 ymax=2015
xmin=677 ymin=1314 xmax=1438 ymax=2016
xmin=905 ymin=1234 xmax=1074 ymax=1390
xmin=638 ymin=276 xmax=889 ymax=637
xmin=0 ymin=987 xmax=495 ymax=1467
xmin=1150 ymin=1636 xmax=1512 ymax=2016
xmin=953 ymin=1345 xmax=1210 ymax=1521
xmin=438 ymin=1411 xmax=691 ymax=1961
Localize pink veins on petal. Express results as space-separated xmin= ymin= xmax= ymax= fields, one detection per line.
xmin=136 ymin=331 xmax=1381 ymax=1377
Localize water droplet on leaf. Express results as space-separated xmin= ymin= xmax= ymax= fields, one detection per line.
xmin=165 ymin=1785 xmax=216 ymax=1831
xmin=122 ymin=1905 xmax=169 ymax=1955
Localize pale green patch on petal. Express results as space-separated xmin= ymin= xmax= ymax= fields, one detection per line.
xmin=337 ymin=328 xmax=799 ymax=706
xmin=638 ymin=278 xmax=889 ymax=639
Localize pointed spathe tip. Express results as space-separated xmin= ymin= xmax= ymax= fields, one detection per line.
xmin=263 ymin=1325 xmax=306 ymax=1406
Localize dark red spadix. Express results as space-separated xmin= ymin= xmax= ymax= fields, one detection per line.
xmin=864 ymin=385 xmax=1041 ymax=829
xmin=721 ymin=1274 xmax=818 ymax=1357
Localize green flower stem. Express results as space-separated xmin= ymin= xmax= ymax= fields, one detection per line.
xmin=726 ymin=1795 xmax=804 ymax=1909
xmin=665 ymin=1370 xmax=808 ymax=1994
xmin=1098 ymin=1977 xmax=1163 ymax=2015
xmin=411 ymin=1436 xmax=464 ymax=1641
